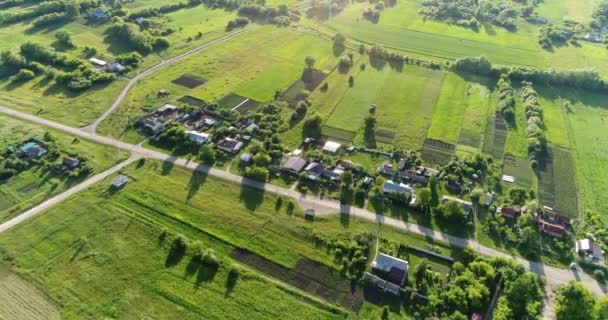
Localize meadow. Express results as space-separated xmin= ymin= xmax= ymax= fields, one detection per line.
xmin=322 ymin=0 xmax=608 ymax=74
xmin=98 ymin=26 xmax=341 ymax=141
xmin=0 ymin=115 xmax=128 ymax=223
xmin=0 ymin=159 xmax=460 ymax=319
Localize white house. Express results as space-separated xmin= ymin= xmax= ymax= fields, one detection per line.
xmin=187 ymin=131 xmax=210 ymax=145
xmin=322 ymin=141 xmax=341 ymax=153
xmin=89 ymin=57 xmax=108 ymax=67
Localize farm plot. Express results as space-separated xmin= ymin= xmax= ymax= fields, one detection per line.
xmin=0 ymin=161 xmax=347 ymax=319
xmin=421 ymin=138 xmax=455 ymax=165
xmin=551 ymin=147 xmax=578 ymax=217
xmin=231 ymin=249 xmax=364 ymax=311
xmin=0 ymin=267 xmax=60 ymax=320
xmin=217 ymin=93 xmax=261 ymax=113
xmin=282 ymin=69 xmax=329 ymax=106
xmin=502 ymin=154 xmax=534 ymax=188
xmin=482 ymin=112 xmax=508 ymax=160
xmin=177 ymin=95 xmax=206 ymax=107
xmin=537 ymin=149 xmax=557 ymax=211
xmin=172 ymin=74 xmax=207 ymax=88
xmin=99 ymin=26 xmax=340 ymax=140
xmin=324 ymin=64 xmax=444 ymax=148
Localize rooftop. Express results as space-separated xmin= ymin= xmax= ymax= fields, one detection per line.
xmin=322 ymin=141 xmax=341 ymax=153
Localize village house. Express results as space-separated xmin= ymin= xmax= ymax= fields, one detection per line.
xmin=378 ymin=161 xmax=395 ymax=176
xmin=442 ymin=196 xmax=473 ymax=214
xmin=240 ymin=153 xmax=253 ymax=165
xmin=111 ymin=175 xmax=129 ymax=189
xmin=187 ymin=131 xmax=210 ymax=145
xmin=399 ymin=171 xmax=428 ymax=186
xmin=141 ymin=117 xmax=165 ymax=135
xmin=322 ymin=167 xmax=344 ymax=181
xmin=89 ymin=57 xmax=107 ymax=67
xmin=483 ymin=192 xmax=494 ymax=206
xmin=216 ymin=137 xmax=243 ymax=154
xmin=61 ymin=157 xmax=80 ymax=171
xmin=107 ymin=62 xmax=126 ymax=73
xmin=19 ymin=142 xmax=47 ymax=160
xmin=281 ymin=156 xmax=307 ymax=174
xmin=497 ymin=206 xmax=521 ymax=219
xmin=156 ymin=104 xmax=179 ymax=116
xmin=539 ymin=220 xmax=566 ymax=238
xmin=304 ymin=162 xmax=325 ymax=180
xmin=383 ymin=180 xmax=415 ymax=206
xmin=371 ymin=253 xmax=409 ymax=286
xmin=576 ymin=238 xmax=605 ymax=262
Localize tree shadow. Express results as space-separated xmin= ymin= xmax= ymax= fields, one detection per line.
xmin=240 ymin=182 xmax=265 ymax=211
xmin=340 ymin=212 xmax=350 ymax=228
xmin=161 ymin=157 xmax=176 ymax=176
xmin=165 ymin=242 xmax=187 ymax=267
xmin=225 ymin=268 xmax=239 ymax=296
xmin=195 ymin=263 xmax=219 ymax=285
xmin=186 ymin=164 xmax=209 ymax=201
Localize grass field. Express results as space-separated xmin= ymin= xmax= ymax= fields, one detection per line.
xmin=536 ymin=0 xmax=597 ymax=24
xmin=0 ymin=115 xmax=128 ymax=223
xmin=323 ymin=0 xmax=608 ymax=74
xmin=0 ymin=159 xmax=463 ymax=319
xmin=99 ymin=26 xmax=340 ymax=141
xmin=323 ymin=63 xmax=444 ymax=149
xmin=0 ymin=266 xmax=60 ymax=320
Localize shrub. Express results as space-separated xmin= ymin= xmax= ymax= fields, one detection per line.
xmin=12 ymin=68 xmax=35 ymax=82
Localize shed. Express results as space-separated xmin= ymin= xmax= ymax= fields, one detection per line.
xmin=111 ymin=175 xmax=129 ymax=189
xmin=89 ymin=57 xmax=107 ymax=67
xmin=156 ymin=104 xmax=179 ymax=115
xmin=322 ymin=141 xmax=341 ymax=153
xmin=62 ymin=157 xmax=80 ymax=170
xmin=107 ymin=62 xmax=126 ymax=73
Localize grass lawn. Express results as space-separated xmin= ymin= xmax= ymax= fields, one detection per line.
xmin=324 ymin=62 xmax=444 ymax=149
xmin=0 ymin=114 xmax=128 ymax=223
xmin=0 ymin=159 xmax=464 ymax=319
xmin=99 ymin=26 xmax=340 ymax=141
xmin=535 ymin=0 xmax=596 ymax=24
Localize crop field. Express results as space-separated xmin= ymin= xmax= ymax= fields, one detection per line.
xmin=99 ymin=26 xmax=340 ymax=140
xmin=551 ymin=147 xmax=579 ymax=216
xmin=482 ymin=113 xmax=507 ymax=159
xmin=0 ymin=114 xmax=128 ymax=223
xmin=322 ymin=0 xmax=608 ymax=74
xmin=0 ymin=159 xmax=462 ymax=319
xmin=0 ymin=266 xmax=60 ymax=320
xmin=502 ymin=154 xmax=534 ymax=189
xmin=323 ymin=63 xmax=444 ymax=149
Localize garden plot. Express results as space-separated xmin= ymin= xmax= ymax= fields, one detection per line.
xmin=282 ymin=69 xmax=328 ymax=106
xmin=217 ymin=93 xmax=261 ymax=113
xmin=321 ymin=125 xmax=357 ymax=143
xmin=177 ymin=95 xmax=206 ymax=107
xmin=482 ymin=112 xmax=508 ymax=159
xmin=502 ymin=154 xmax=534 ymax=188
xmin=537 ymin=149 xmax=557 ymax=211
xmin=421 ymin=138 xmax=455 ymax=165
xmin=540 ymin=146 xmax=579 ymax=217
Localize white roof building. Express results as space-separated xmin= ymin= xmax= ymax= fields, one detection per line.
xmin=89 ymin=57 xmax=108 ymax=67
xmin=187 ymin=131 xmax=210 ymax=145
xmin=322 ymin=141 xmax=341 ymax=153
xmin=372 ymin=253 xmax=409 ymax=286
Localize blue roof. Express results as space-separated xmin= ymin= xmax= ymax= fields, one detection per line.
xmin=20 ymin=142 xmax=39 ymax=152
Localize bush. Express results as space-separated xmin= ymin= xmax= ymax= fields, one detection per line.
xmin=244 ymin=166 xmax=269 ymax=181
xmin=116 ymin=52 xmax=142 ymax=67
xmin=226 ymin=17 xmax=249 ymax=30
xmin=12 ymin=68 xmax=35 ymax=82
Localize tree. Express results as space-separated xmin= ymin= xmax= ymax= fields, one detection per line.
xmin=333 ymin=33 xmax=346 ymax=48
xmin=503 ymin=272 xmax=542 ymax=318
xmin=65 ymin=1 xmax=80 ymax=17
xmin=414 ymin=259 xmax=432 ymax=292
xmin=304 ymin=56 xmax=315 ymax=69
xmin=470 ymin=187 xmax=484 ymax=203
xmin=554 ymin=282 xmax=596 ymax=320
xmin=303 ymin=113 xmax=323 ymax=138
xmin=253 ymin=151 xmax=271 ymax=167
xmin=12 ymin=69 xmax=35 ymax=82
xmin=54 ymin=30 xmax=74 ymax=48
xmin=342 ymin=171 xmax=353 ymax=186
xmin=416 ymin=188 xmax=432 ymax=212
xmin=595 ymin=296 xmax=608 ymax=320
xmin=199 ymin=145 xmax=216 ymax=164
xmin=348 ymin=75 xmax=354 ymax=87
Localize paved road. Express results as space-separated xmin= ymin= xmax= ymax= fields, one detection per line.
xmin=0 ymin=105 xmax=605 ymax=302
xmin=82 ymin=25 xmax=257 ymax=133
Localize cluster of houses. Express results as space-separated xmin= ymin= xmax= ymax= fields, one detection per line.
xmin=281 ymin=141 xmax=360 ymax=183
xmin=4 ymin=140 xmax=82 ymax=173
xmin=377 ymin=159 xmax=439 ymax=207
xmin=89 ymin=57 xmax=126 ymax=74
xmin=138 ymin=103 xmax=252 ymax=154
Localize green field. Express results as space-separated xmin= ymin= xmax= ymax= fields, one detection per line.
xmin=0 ymin=115 xmax=128 ymax=223
xmin=323 ymin=62 xmax=444 ymax=149
xmin=0 ymin=159 xmax=461 ymax=319
xmin=99 ymin=26 xmax=341 ymax=141
xmin=322 ymin=0 xmax=608 ymax=74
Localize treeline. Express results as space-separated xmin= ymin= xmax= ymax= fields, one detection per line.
xmin=306 ymin=0 xmax=349 ymax=20
xmin=0 ymin=0 xmax=98 ymax=25
xmin=0 ymin=0 xmax=37 ymax=9
xmin=237 ymin=3 xmax=293 ymax=26
xmin=591 ymin=0 xmax=608 ymax=29
xmin=451 ymin=56 xmax=608 ymax=92
xmin=419 ymin=0 xmax=539 ymax=30
xmin=106 ymin=19 xmax=170 ymax=54
xmin=368 ymin=44 xmax=443 ymax=69
xmin=496 ymin=75 xmax=515 ymax=122
xmin=128 ymin=1 xmax=194 ymax=19
xmin=521 ymin=82 xmax=545 ymax=165
xmin=537 ymin=19 xmax=582 ymax=49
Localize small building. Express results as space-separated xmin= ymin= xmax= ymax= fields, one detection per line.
xmin=372 ymin=253 xmax=408 ymax=286
xmin=62 ymin=157 xmax=80 ymax=170
xmin=497 ymin=206 xmax=521 ymax=219
xmin=323 ymin=167 xmax=344 ymax=181
xmin=89 ymin=9 xmax=107 ymax=19
xmin=156 ymin=104 xmax=179 ymax=116
xmin=322 ymin=141 xmax=341 ymax=154
xmin=89 ymin=57 xmax=107 ymax=67
xmin=360 ymin=176 xmax=375 ymax=189
xmin=483 ymin=192 xmax=494 ymax=206
xmin=501 ymin=174 xmax=515 ymax=183
xmin=240 ymin=153 xmax=253 ymax=164
xmin=281 ymin=156 xmax=307 ymax=174
xmin=338 ymin=159 xmax=362 ymax=172
xmin=442 ymin=196 xmax=473 ymax=214
xmin=539 ymin=220 xmax=566 ymax=238
xmin=111 ymin=175 xmax=129 ymax=189
xmin=305 ymin=162 xmax=325 ymax=180
xmin=576 ymin=238 xmax=605 ymax=261
xmin=107 ymin=62 xmax=126 ymax=73
xmin=378 ymin=161 xmax=395 ymax=176
xmin=245 ymin=122 xmax=258 ymax=133
xmin=187 ymin=131 xmax=210 ymax=145
xmin=141 ymin=118 xmax=165 ymax=135
xmin=19 ymin=142 xmax=46 ymax=160
xmin=445 ymin=180 xmax=462 ymax=193
xmin=216 ymin=137 xmax=243 ymax=154
xmin=197 ymin=116 xmax=218 ymax=129
xmin=399 ymin=172 xmax=428 ymax=186
xmin=134 ymin=17 xmax=148 ymax=25
xmin=583 ymin=32 xmax=602 ymax=43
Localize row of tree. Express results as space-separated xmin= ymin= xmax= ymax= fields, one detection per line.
xmin=106 ymin=19 xmax=170 ymax=54
xmin=496 ymin=74 xmax=515 ymax=122
xmin=521 ymin=82 xmax=545 ymax=165
xmin=0 ymin=0 xmax=97 ymax=25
